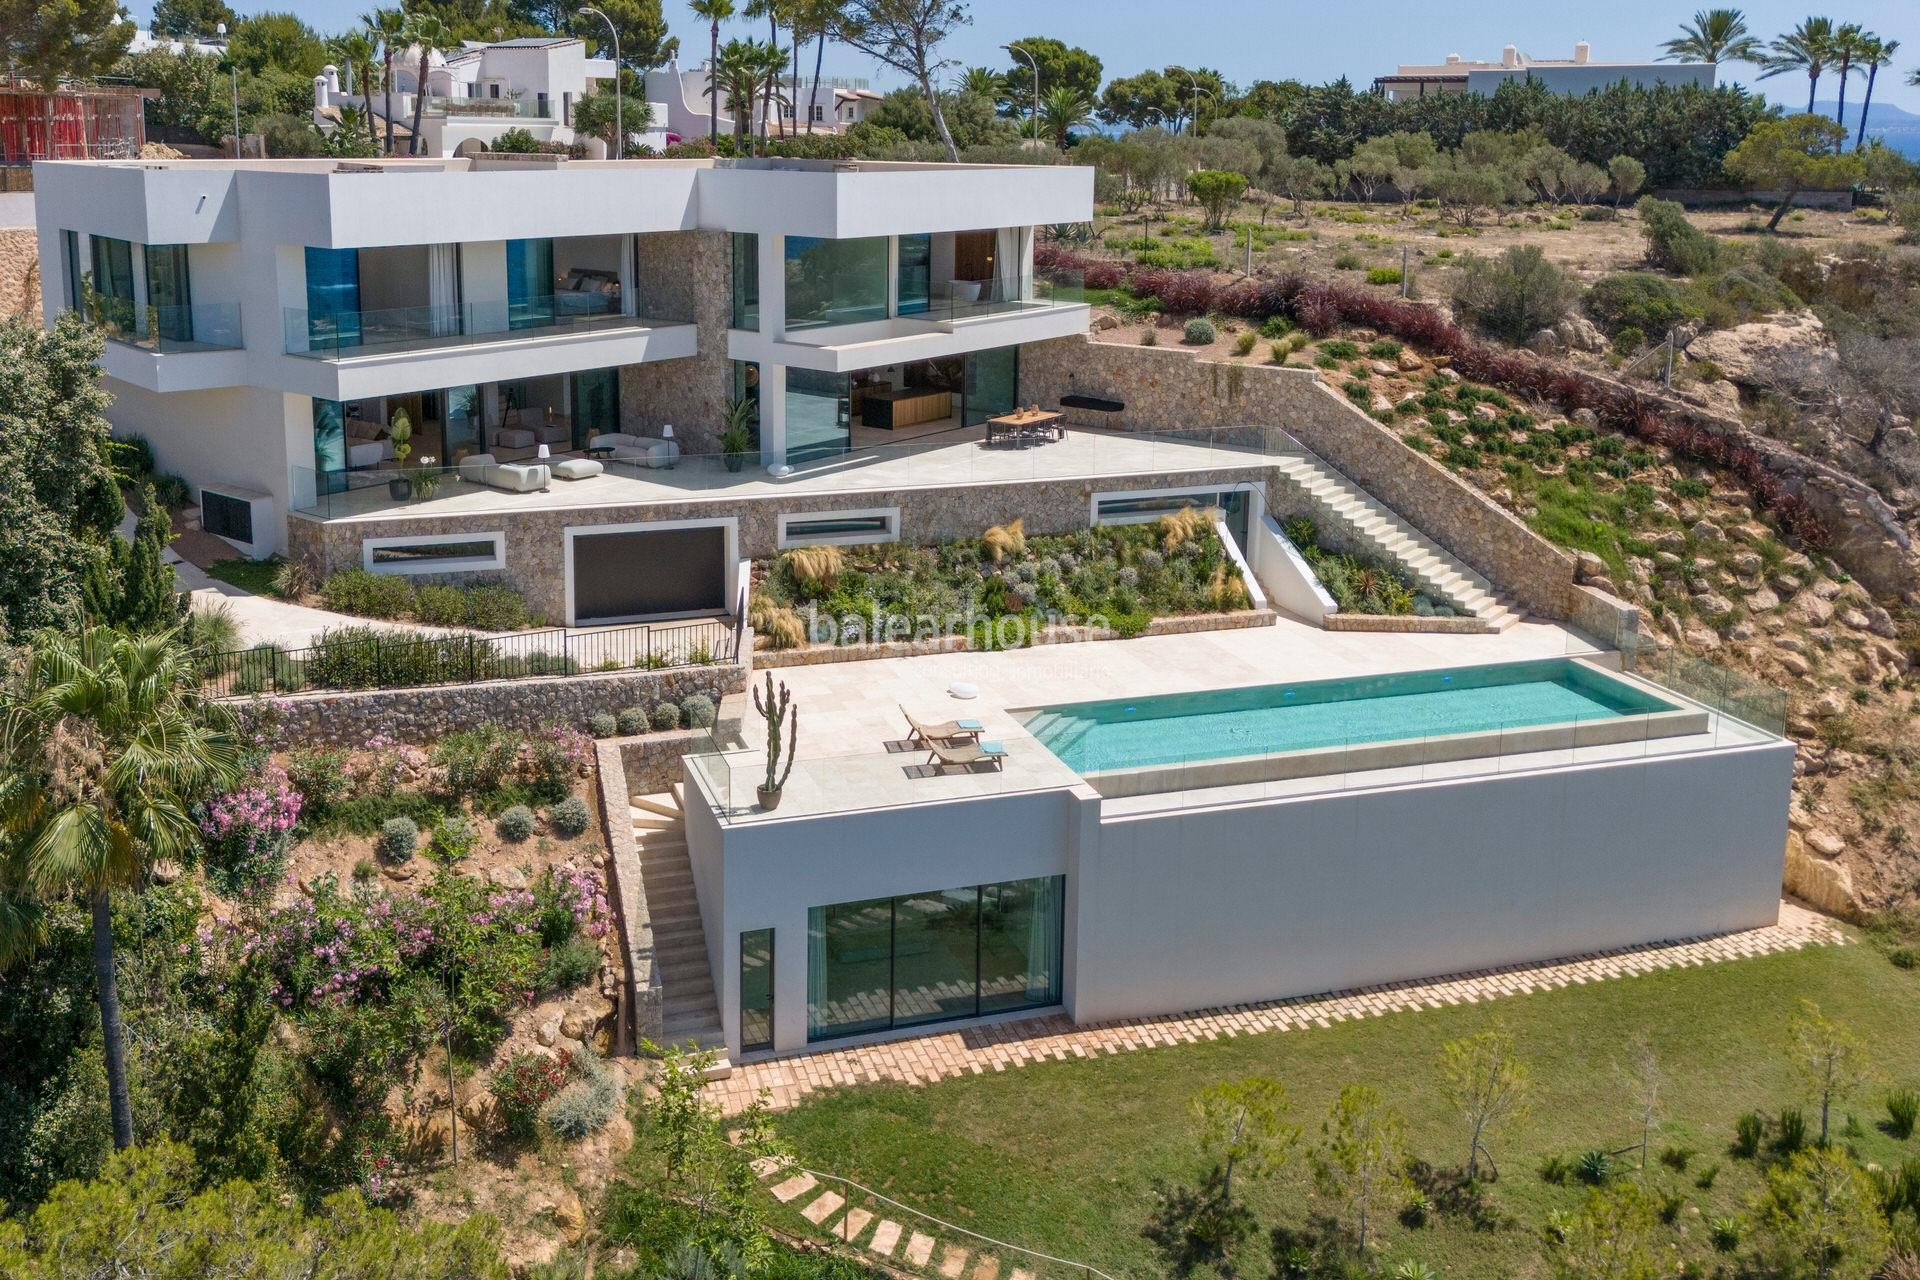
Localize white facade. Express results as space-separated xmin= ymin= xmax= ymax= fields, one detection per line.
xmin=313 ymin=37 xmax=672 ymax=156
xmin=32 ymin=155 xmax=1092 ymax=554
xmin=1376 ymin=42 xmax=1715 ymax=101
xmin=645 ymin=57 xmax=883 ymax=142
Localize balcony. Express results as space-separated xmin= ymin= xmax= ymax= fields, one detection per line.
xmin=420 ymin=94 xmax=550 ymax=120
xmin=731 ymin=272 xmax=1088 ymax=374
xmin=282 ymin=294 xmax=678 ymax=359
xmin=89 ymin=302 xmax=249 ymax=393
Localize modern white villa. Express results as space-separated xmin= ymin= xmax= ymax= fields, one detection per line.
xmin=1374 ymin=41 xmax=1715 ymax=100
xmin=645 ymin=57 xmax=886 ymax=141
xmin=310 ymin=36 xmax=673 ymax=156
xmin=31 ymin=152 xmax=1794 ymax=1068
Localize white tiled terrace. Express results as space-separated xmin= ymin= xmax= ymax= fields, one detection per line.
xmin=687 ymin=616 xmax=1781 ymax=823
xmin=295 ymin=424 xmax=1287 ymax=522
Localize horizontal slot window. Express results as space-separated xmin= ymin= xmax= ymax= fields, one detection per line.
xmin=363 ymin=533 xmax=504 ymax=574
xmin=778 ymin=508 xmax=899 ymax=549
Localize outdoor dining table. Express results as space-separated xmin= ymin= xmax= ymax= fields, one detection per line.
xmin=986 ymin=409 xmax=1065 ymax=446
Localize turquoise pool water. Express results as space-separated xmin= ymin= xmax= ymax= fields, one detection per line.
xmin=1021 ymin=659 xmax=1676 ymax=774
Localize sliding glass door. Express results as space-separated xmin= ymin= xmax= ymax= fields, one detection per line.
xmin=806 ymin=876 xmax=1064 ymax=1042
xmin=740 ymin=929 xmax=774 ymax=1054
xmin=506 ymin=237 xmax=554 ymax=330
xmin=569 ymin=367 xmax=620 ymax=449
xmin=962 ymin=345 xmax=1018 ymax=428
xmin=305 ymin=246 xmax=361 ymax=349
xmin=785 ymin=366 xmax=850 ymax=463
xmin=144 ymin=244 xmax=192 ymax=343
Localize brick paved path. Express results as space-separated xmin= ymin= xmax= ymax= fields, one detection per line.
xmin=711 ymin=903 xmax=1843 ymax=1114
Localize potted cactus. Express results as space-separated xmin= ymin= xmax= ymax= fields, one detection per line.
xmin=752 ymin=672 xmax=796 ymax=810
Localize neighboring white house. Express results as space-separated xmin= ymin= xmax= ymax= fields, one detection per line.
xmin=646 ymin=56 xmax=884 ymax=141
xmin=1376 ymin=41 xmax=1716 ymax=100
xmin=314 ymin=36 xmax=671 ymax=156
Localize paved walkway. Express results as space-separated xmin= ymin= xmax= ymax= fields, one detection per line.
xmin=711 ymin=903 xmax=1844 ymax=1114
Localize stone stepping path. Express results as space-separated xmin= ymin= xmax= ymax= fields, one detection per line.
xmin=754 ymin=1158 xmax=1050 ymax=1280
xmin=714 ymin=903 xmax=1844 ymax=1116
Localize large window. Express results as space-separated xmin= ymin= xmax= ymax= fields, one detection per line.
xmin=89 ymin=235 xmax=135 ymax=332
xmin=61 ymin=231 xmax=84 ymax=314
xmin=785 ymin=366 xmax=850 ymax=463
xmin=806 ymin=876 xmax=1063 ymax=1042
xmin=305 ymin=246 xmax=361 ymax=349
xmin=784 ymin=235 xmax=888 ymax=331
xmin=144 ymin=244 xmax=192 ymax=344
xmin=507 ymin=237 xmax=555 ymax=329
xmin=897 ymin=233 xmax=931 ymax=316
xmin=730 ymin=232 xmax=758 ymax=330
xmin=740 ymin=929 xmax=773 ymax=1053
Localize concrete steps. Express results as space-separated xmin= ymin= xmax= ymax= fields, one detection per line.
xmin=1273 ymin=454 xmax=1525 ymax=631
xmin=633 ymin=790 xmax=727 ymax=1061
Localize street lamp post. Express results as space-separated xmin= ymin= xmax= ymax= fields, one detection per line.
xmin=217 ymin=22 xmax=240 ymax=156
xmin=1002 ymin=43 xmax=1039 ymax=147
xmin=579 ymin=6 xmax=621 ymax=157
xmin=1184 ymin=73 xmax=1212 ymax=137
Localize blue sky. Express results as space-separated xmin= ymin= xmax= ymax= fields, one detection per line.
xmin=155 ymin=0 xmax=1920 ymax=112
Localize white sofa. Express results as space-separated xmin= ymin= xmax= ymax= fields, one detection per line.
xmin=458 ymin=452 xmax=550 ymax=493
xmin=588 ymin=432 xmax=679 ymax=469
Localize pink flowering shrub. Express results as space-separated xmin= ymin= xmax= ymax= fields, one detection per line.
xmin=196 ymin=763 xmax=304 ymax=898
xmin=524 ymin=724 xmax=594 ymax=801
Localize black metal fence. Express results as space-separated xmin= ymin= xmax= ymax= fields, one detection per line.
xmin=204 ymin=618 xmax=737 ymax=698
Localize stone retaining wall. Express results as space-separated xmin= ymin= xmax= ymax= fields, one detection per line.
xmin=0 ymin=228 xmax=40 ymax=322
xmin=596 ymin=738 xmax=663 ymax=1054
xmin=1323 ymin=613 xmax=1495 ymax=634
xmin=1019 ymin=337 xmax=1628 ymax=642
xmin=248 ymin=663 xmax=746 ymax=746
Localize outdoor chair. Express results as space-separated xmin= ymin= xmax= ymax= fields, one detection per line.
xmin=900 ymin=706 xmax=985 ymax=747
xmin=923 ymin=737 xmax=1006 ymax=772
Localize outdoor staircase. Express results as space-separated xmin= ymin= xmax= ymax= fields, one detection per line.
xmin=1273 ymin=454 xmax=1525 ymax=631
xmin=631 ymin=784 xmax=727 ymax=1063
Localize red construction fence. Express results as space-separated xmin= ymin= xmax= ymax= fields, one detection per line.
xmin=0 ymin=83 xmax=150 ymax=163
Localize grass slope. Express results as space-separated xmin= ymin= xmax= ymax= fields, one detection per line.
xmin=771 ymin=938 xmax=1920 ymax=1278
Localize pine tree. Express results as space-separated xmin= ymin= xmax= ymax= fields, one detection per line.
xmin=118 ymin=485 xmax=185 ymax=633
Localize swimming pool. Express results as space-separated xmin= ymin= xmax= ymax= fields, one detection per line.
xmin=1019 ymin=659 xmax=1696 ymax=790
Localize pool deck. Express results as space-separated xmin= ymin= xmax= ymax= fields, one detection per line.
xmin=692 ymin=614 xmax=1778 ymax=822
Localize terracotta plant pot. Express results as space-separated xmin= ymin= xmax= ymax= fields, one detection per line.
xmin=756 ymin=785 xmax=782 ymax=811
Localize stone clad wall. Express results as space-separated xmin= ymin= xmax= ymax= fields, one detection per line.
xmin=1020 ymin=336 xmax=1591 ymax=628
xmin=619 ymin=229 xmax=733 ymax=457
xmin=287 ymin=459 xmax=1283 ymax=625
xmin=251 ymin=663 xmax=746 ymax=747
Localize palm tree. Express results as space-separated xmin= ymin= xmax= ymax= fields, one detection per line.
xmin=794 ymin=0 xmax=842 ymax=134
xmin=405 ymin=10 xmax=454 ymax=156
xmin=1038 ymin=85 xmax=1094 ymax=148
xmin=1760 ymin=17 xmax=1836 ymax=115
xmin=363 ymin=7 xmax=408 ymax=155
xmin=751 ymin=38 xmax=790 ymax=148
xmin=745 ymin=0 xmax=789 ymax=140
xmin=0 ymin=625 xmax=241 ymax=1151
xmin=956 ymin=65 xmax=1003 ymax=100
xmin=713 ymin=39 xmax=764 ymax=152
xmin=1851 ymin=36 xmax=1899 ymax=149
xmin=690 ymin=0 xmax=735 ymax=145
xmin=337 ymin=31 xmax=381 ymax=152
xmin=1829 ymin=23 xmax=1865 ymax=129
xmin=1660 ymin=9 xmax=1764 ymax=63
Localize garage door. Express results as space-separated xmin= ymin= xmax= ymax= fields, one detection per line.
xmin=571 ymin=525 xmax=729 ymax=623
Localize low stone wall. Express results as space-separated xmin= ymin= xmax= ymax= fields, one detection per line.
xmin=1324 ymin=613 xmax=1495 ymax=634
xmin=1021 ymin=336 xmax=1593 ymax=628
xmin=1653 ymin=187 xmax=1853 ymax=210
xmin=596 ymin=738 xmax=663 ymax=1055
xmin=249 ymin=663 xmax=746 ymax=746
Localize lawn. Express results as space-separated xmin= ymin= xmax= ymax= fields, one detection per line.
xmin=769 ymin=936 xmax=1920 ymax=1279
xmin=205 ymin=556 xmax=284 ymax=595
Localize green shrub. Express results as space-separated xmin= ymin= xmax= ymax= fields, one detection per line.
xmin=1538 ymin=1154 xmax=1570 ymax=1184
xmin=411 ymin=583 xmax=471 ymax=627
xmin=587 ymin=711 xmax=618 ymax=738
xmin=1576 ymin=1149 xmax=1613 ymax=1185
xmin=1659 ymin=1146 xmax=1694 ymax=1172
xmin=681 ymin=693 xmax=717 ymax=728
xmin=430 ymin=814 xmax=475 ymax=862
xmin=616 ymin=706 xmax=649 ymax=736
xmin=286 ymin=746 xmax=351 ymax=818
xmin=1318 ymin=339 xmax=1361 ymax=359
xmin=1701 ymin=265 xmax=1800 ymax=326
xmin=1695 ymin=1162 xmax=1720 ymax=1190
xmin=1710 ymin=1216 xmax=1742 ymax=1253
xmin=1451 ymin=246 xmax=1578 ymax=343
xmin=1367 ymin=339 xmax=1404 ymax=358
xmin=1182 ymin=317 xmax=1216 ymax=345
xmin=1889 ymin=1089 xmax=1920 ymax=1140
xmin=151 ymin=473 xmax=192 ymax=509
xmin=433 ymin=726 xmax=521 ymax=798
xmin=319 ymin=569 xmax=415 ymax=619
xmin=376 ymin=816 xmax=418 ymax=863
xmin=650 ymin=701 xmax=682 ymax=731
xmin=105 ymin=433 xmax=155 ymax=479
xmin=496 ymin=804 xmax=536 ymax=842
xmin=1636 ymin=196 xmax=1721 ymax=275
xmin=548 ymin=794 xmax=592 ymax=838
xmin=1343 ymin=380 xmax=1372 ymax=406
xmin=1584 ymin=272 xmax=1704 ymax=340
xmin=1775 ymin=1106 xmax=1807 ymax=1154
xmin=1366 ymin=267 xmax=1403 ymax=286
xmin=351 ymin=856 xmax=377 ymax=883
xmin=1612 ymin=324 xmax=1646 ymax=354
xmin=461 ymin=583 xmax=535 ymax=631
xmin=1892 ymin=946 xmax=1918 ymax=970
xmin=543 ymin=1051 xmax=617 ymax=1139
xmin=492 ymin=1053 xmax=569 ymax=1138
xmin=1233 ymin=330 xmax=1258 ymax=356
xmin=1269 ymin=341 xmax=1289 ymax=363
xmin=1259 ymin=315 xmax=1292 ymax=338
xmin=540 ymin=936 xmax=602 ymax=991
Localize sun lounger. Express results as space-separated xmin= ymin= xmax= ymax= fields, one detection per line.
xmin=923 ymin=738 xmax=1006 ymax=771
xmin=901 ymin=706 xmax=984 ymax=746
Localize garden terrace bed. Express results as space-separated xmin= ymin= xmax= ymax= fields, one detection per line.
xmin=747 ymin=515 xmax=1256 ymax=656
